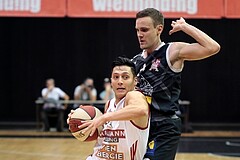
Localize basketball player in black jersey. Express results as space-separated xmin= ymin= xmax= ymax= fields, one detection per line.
xmin=132 ymin=8 xmax=221 ymax=160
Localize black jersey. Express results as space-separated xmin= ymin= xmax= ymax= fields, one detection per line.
xmin=132 ymin=43 xmax=181 ymax=120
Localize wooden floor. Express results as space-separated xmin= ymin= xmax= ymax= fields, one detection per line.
xmin=0 ymin=130 xmax=240 ymax=160
xmin=1 ymin=129 xmax=240 ymax=137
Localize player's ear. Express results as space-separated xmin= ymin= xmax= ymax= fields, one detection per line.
xmin=156 ymin=24 xmax=163 ymax=36
xmin=134 ymin=77 xmax=138 ymax=86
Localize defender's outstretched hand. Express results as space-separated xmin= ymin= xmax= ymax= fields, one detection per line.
xmin=169 ymin=17 xmax=186 ymax=35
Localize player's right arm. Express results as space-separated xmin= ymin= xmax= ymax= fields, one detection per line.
xmin=169 ymin=17 xmax=220 ymax=66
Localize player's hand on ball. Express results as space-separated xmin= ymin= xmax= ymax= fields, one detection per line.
xmin=80 ymin=115 xmax=105 ymax=137
xmin=68 ymin=105 xmax=103 ymax=142
xmin=67 ymin=105 xmax=83 ymax=124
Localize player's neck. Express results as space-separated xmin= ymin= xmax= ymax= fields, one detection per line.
xmin=145 ymin=41 xmax=162 ymax=56
xmin=114 ymin=97 xmax=125 ymax=106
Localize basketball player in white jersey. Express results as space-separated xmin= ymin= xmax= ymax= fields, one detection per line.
xmin=68 ymin=57 xmax=150 ymax=160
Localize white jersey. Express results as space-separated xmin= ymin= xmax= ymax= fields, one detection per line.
xmin=88 ymin=97 xmax=150 ymax=160
xmin=41 ymin=87 xmax=66 ymax=100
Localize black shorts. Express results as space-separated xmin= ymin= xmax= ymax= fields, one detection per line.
xmin=144 ymin=116 xmax=182 ymax=160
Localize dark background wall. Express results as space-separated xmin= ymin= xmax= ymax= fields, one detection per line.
xmin=0 ymin=17 xmax=238 ymax=124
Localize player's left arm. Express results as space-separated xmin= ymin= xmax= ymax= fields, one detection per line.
xmin=80 ymin=91 xmax=149 ymax=136
xmin=123 ymin=91 xmax=149 ymax=128
xmin=102 ymin=91 xmax=148 ymax=124
xmin=169 ymin=17 xmax=220 ymax=61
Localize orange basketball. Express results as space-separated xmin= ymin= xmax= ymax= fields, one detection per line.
xmin=69 ymin=105 xmax=103 ymax=142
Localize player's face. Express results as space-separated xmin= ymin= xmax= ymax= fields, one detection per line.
xmin=135 ymin=16 xmax=163 ymax=53
xmin=111 ymin=66 xmax=136 ymax=101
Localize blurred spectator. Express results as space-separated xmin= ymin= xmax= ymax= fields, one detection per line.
xmin=74 ymin=77 xmax=97 ymax=101
xmin=41 ymin=78 xmax=69 ymax=132
xmin=99 ymin=78 xmax=114 ymax=101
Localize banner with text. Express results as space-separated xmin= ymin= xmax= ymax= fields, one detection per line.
xmin=224 ymin=0 xmax=240 ymax=18
xmin=0 ymin=0 xmax=66 ymax=17
xmin=67 ymin=0 xmax=224 ymax=18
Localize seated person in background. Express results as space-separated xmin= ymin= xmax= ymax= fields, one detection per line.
xmin=74 ymin=77 xmax=97 ymax=101
xmin=99 ymin=77 xmax=114 ymax=101
xmin=41 ymin=78 xmax=69 ymax=132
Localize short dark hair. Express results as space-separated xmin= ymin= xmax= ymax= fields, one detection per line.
xmin=111 ymin=56 xmax=136 ymax=77
xmin=136 ymin=8 xmax=164 ymax=27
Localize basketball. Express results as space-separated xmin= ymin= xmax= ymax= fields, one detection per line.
xmin=69 ymin=105 xmax=103 ymax=142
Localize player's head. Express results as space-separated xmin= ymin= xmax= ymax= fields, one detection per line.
xmin=111 ymin=56 xmax=137 ymax=100
xmin=111 ymin=56 xmax=136 ymax=77
xmin=136 ymin=8 xmax=164 ymax=27
xmin=135 ymin=8 xmax=164 ymax=51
